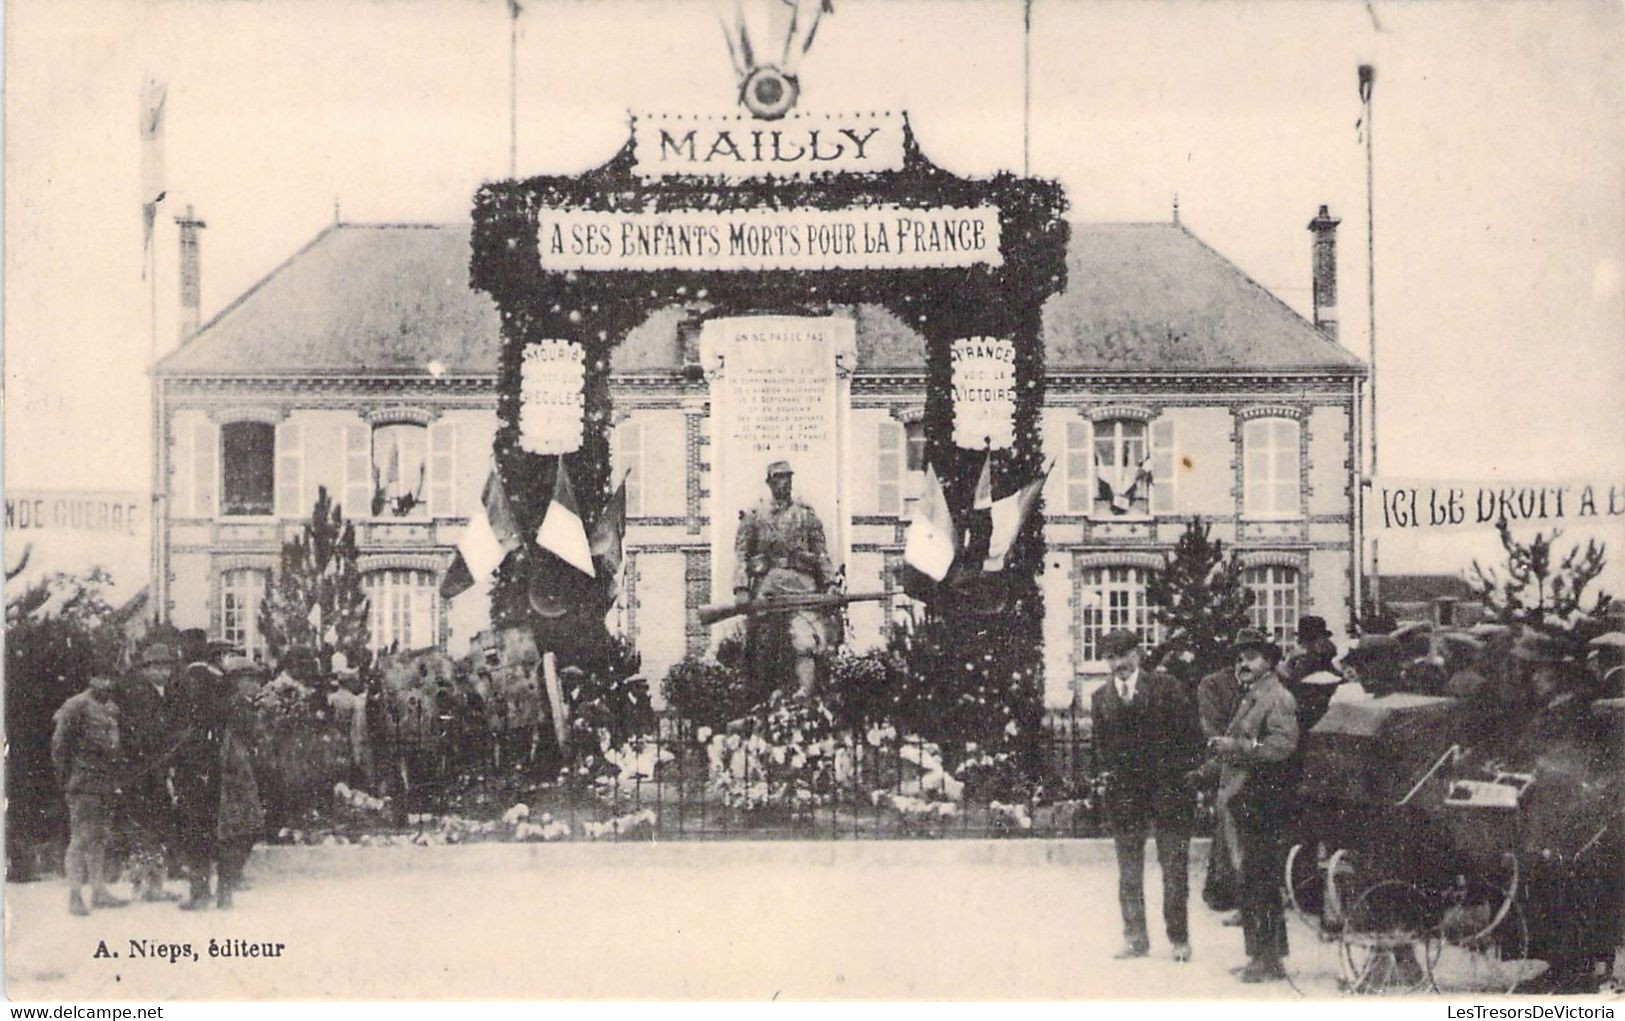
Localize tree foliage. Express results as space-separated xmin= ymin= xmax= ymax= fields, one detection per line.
xmin=1469 ymin=520 xmax=1613 ymax=653
xmin=1147 ymin=518 xmax=1256 ymax=679
xmin=259 ymin=486 xmax=370 ymax=668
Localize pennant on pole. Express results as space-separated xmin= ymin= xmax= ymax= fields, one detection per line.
xmin=439 ymin=552 xmax=476 ymax=600
xmin=903 ymin=463 xmax=956 ymax=585
xmin=457 ymin=466 xmax=522 ymax=583
xmin=972 ymin=449 xmax=994 ymax=511
xmin=536 ymin=457 xmax=595 ymax=578
xmin=983 ymin=466 xmax=1049 ymax=573
xmin=589 ymin=470 xmax=628 ymax=578
xmin=140 ymin=77 xmax=168 ymax=274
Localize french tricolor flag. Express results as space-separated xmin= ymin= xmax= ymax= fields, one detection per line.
xmin=536 ymin=456 xmax=596 ymax=578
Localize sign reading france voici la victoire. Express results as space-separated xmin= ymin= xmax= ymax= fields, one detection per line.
xmin=468 ymin=0 xmax=1067 ymax=704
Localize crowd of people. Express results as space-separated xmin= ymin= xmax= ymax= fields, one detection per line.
xmin=1091 ymin=614 xmax=1624 ymax=988
xmin=45 ymin=634 xmax=569 ymax=917
xmin=50 ymin=640 xmax=267 ymax=915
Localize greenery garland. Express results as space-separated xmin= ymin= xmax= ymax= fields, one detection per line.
xmin=470 ymin=118 xmax=1066 ymax=749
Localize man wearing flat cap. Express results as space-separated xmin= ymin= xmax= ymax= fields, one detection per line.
xmin=117 ymin=643 xmax=183 ymax=901
xmin=733 ymin=460 xmax=837 ymax=697
xmin=1091 ymin=628 xmax=1203 ymax=962
xmin=1191 ymin=628 xmax=1299 ymax=982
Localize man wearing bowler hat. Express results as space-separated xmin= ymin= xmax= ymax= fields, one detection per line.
xmin=1191 ymin=627 xmax=1299 ymax=982
xmin=1280 ymin=615 xmax=1342 ymax=732
xmin=733 ymin=460 xmax=837 ymax=698
xmin=1091 ymin=628 xmax=1203 ymax=962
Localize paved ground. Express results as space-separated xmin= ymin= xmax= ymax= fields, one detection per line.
xmin=0 ymin=839 xmax=1436 ymax=1001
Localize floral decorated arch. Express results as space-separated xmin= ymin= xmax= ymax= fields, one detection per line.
xmin=469 ymin=116 xmax=1067 ymax=732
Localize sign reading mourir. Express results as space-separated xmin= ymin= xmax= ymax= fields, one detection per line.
xmin=469 ymin=4 xmax=1065 ymax=748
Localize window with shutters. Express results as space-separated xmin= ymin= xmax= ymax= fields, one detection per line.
xmin=1245 ymin=565 xmax=1300 ymax=649
xmin=220 ymin=568 xmax=268 ymax=661
xmin=1244 ymin=418 xmax=1301 ymax=518
xmin=1092 ymin=419 xmax=1150 ymax=516
xmin=365 ymin=569 xmax=441 ymax=652
xmin=371 ymin=423 xmax=427 ymax=518
xmin=875 ymin=419 xmax=903 ymax=514
xmin=616 ymin=419 xmax=645 ymax=517
xmin=1077 ymin=565 xmax=1162 ymax=666
xmin=220 ymin=421 xmax=275 ymax=517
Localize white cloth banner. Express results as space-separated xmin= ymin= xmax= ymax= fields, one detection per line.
xmin=1369 ymin=476 xmax=1625 ymax=532
xmin=536 ymin=206 xmax=1001 ymax=272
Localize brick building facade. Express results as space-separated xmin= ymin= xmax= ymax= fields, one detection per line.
xmin=152 ymin=212 xmax=1365 ymax=708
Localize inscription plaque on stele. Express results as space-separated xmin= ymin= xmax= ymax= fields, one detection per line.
xmin=701 ymin=315 xmax=854 ymax=606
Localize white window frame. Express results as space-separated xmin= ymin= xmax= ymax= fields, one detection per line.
xmin=219 ymin=568 xmax=269 ymax=661
xmin=1243 ymin=417 xmax=1302 ymax=519
xmin=364 ymin=568 xmax=442 ymax=653
xmin=1091 ymin=418 xmax=1151 ymax=518
xmin=1245 ymin=564 xmax=1301 ymax=649
xmin=219 ymin=420 xmax=278 ymax=519
xmin=1077 ymin=564 xmax=1162 ymax=670
xmin=371 ymin=423 xmax=430 ymax=519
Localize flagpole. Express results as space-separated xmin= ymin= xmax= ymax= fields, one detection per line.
xmin=1361 ymin=63 xmax=1380 ymax=610
xmin=509 ymin=8 xmax=517 ymax=179
xmin=1022 ymin=0 xmax=1033 ymax=177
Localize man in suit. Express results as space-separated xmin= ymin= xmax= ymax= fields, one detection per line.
xmin=1192 ymin=628 xmax=1300 ymax=983
xmin=117 ymin=643 xmax=183 ymax=902
xmin=1091 ymin=629 xmax=1204 ymax=962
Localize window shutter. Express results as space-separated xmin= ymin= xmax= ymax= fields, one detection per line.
xmin=343 ymin=424 xmax=371 ymax=521
xmin=1150 ymin=418 xmax=1177 ymax=515
xmin=647 ymin=411 xmax=687 ymax=517
xmin=615 ymin=419 xmax=644 ymax=518
xmin=428 ymin=420 xmax=457 ymax=517
xmin=275 ymin=420 xmax=304 ymax=517
xmin=192 ymin=418 xmax=218 ymax=518
xmin=1274 ymin=420 xmax=1301 ymax=516
xmin=1064 ymin=418 xmax=1093 ymax=513
xmin=1243 ymin=420 xmax=1266 ymax=516
xmin=875 ymin=419 xmax=903 ymax=515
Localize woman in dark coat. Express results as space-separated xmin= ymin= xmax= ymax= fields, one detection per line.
xmin=173 ymin=660 xmax=265 ymax=909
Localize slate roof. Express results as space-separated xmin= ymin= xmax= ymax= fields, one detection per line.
xmin=156 ymin=221 xmax=1364 ymax=377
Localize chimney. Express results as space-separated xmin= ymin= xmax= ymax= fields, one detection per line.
xmin=176 ymin=205 xmax=207 ymax=342
xmin=1307 ymin=204 xmax=1340 ymax=341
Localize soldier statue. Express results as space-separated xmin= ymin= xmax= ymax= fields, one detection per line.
xmin=732 ymin=460 xmax=838 ymax=698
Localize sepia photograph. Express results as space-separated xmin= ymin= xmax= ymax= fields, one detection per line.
xmin=4 ymin=0 xmax=1623 ymax=1003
